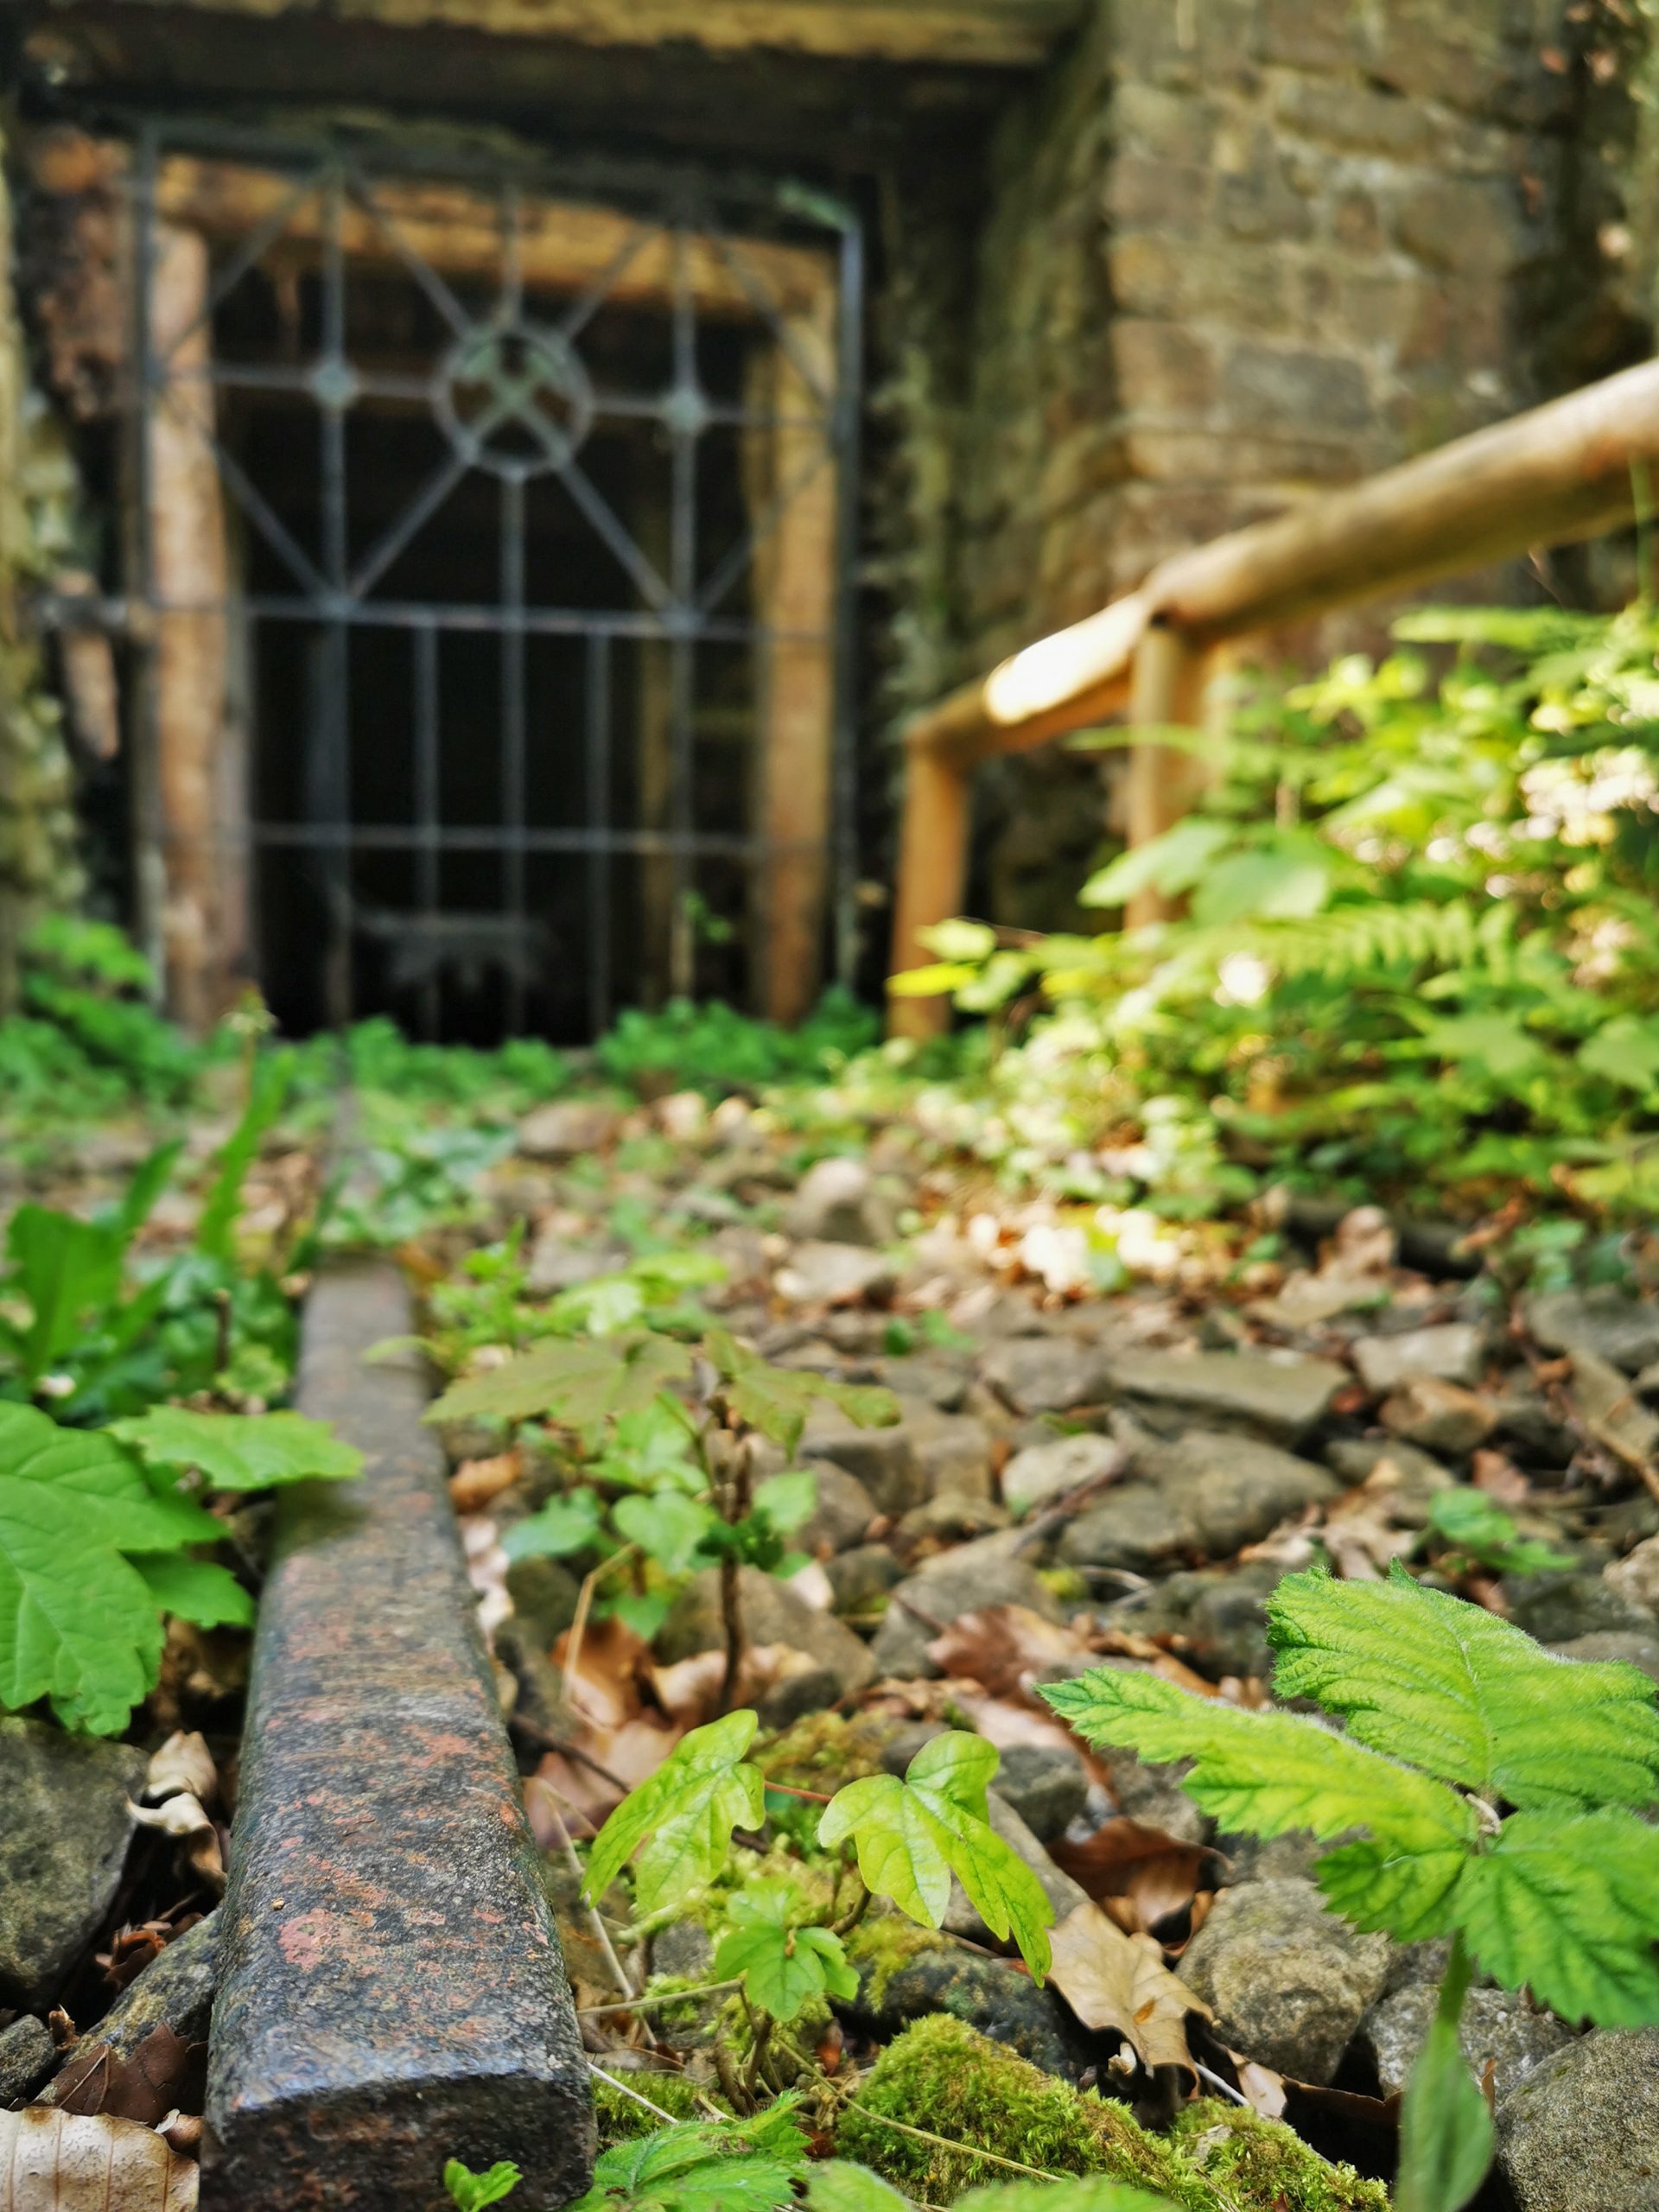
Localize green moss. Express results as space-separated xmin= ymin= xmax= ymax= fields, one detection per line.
xmin=833 ymin=2018 xmax=1211 ymax=2209
xmin=1037 ymin=1565 xmax=1090 ymax=1607
xmin=758 ymin=1709 xmax=897 ymax=1793
xmin=1169 ymin=2101 xmax=1389 ymax=2212
xmin=591 ymin=2069 xmax=721 ymax=2148
xmin=844 ymin=1909 xmax=950 ymax=2011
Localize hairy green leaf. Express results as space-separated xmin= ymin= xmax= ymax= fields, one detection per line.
xmin=818 ymin=1731 xmax=1053 ymax=1980
xmin=0 ymin=1402 xmax=224 ymax=1732
xmin=111 ymin=1407 xmax=365 ymax=1491
xmin=585 ymin=1710 xmax=765 ymax=1916
xmin=574 ymin=2100 xmax=809 ymax=2212
xmin=1454 ymin=1809 xmax=1659 ymax=2025
xmin=426 ymin=1333 xmax=694 ymax=1433
xmin=802 ymin=2163 xmax=912 ymax=2212
xmin=706 ymin=1329 xmax=899 ymax=1457
xmin=1268 ymin=1567 xmax=1659 ymax=1813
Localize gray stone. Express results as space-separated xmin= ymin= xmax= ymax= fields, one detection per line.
xmin=943 ymin=1791 xmax=1088 ymax=1946
xmin=870 ymin=1353 xmax=972 ymax=1413
xmin=1570 ymin=1347 xmax=1659 ymax=1464
xmin=823 ymin=1543 xmax=904 ymax=1614
xmin=1554 ymin=1630 xmax=1659 ymax=1684
xmin=505 ymin=1555 xmax=582 ymax=1649
xmin=657 ymin=1565 xmax=876 ymax=1698
xmin=0 ymin=1718 xmax=145 ymax=2010
xmin=864 ymin=1939 xmax=1087 ymax=2081
xmin=785 ymin=1157 xmax=892 ymax=1248
xmin=1352 ymin=1324 xmax=1484 ymax=1395
xmin=1494 ymin=1388 xmax=1579 ymax=1467
xmin=649 ymin=1921 xmax=714 ymax=1981
xmin=1497 ymin=2027 xmax=1659 ymax=2209
xmin=518 ymin=1099 xmax=622 ymax=1162
xmin=894 ymin=1493 xmax=1010 ymax=1550
xmin=1109 ymin=1350 xmax=1346 ymax=1445
xmin=1358 ymin=1981 xmax=1574 ymax=2100
xmin=1101 ymin=1564 xmax=1281 ymax=1683
xmin=1178 ymin=1878 xmax=1392 ymax=2083
xmin=1060 ymin=1431 xmax=1340 ymax=1573
xmin=995 ymin=1743 xmax=1089 ymax=1844
xmin=1379 ymin=1377 xmax=1497 ymax=1457
xmin=796 ymin=1463 xmax=880 ymax=1556
xmin=906 ymin=1409 xmax=995 ymax=1501
xmin=1103 ymin=1751 xmax=1208 ymax=1844
xmin=775 ymin=1242 xmax=896 ymax=1308
xmin=41 ymin=1910 xmax=222 ymax=2105
xmin=523 ymin=1237 xmax=621 ymax=1298
xmin=979 ymin=1337 xmax=1115 ymax=1414
xmin=801 ymin=1406 xmax=922 ymax=1515
xmin=433 ymin=1414 xmax=509 ymax=1466
xmin=1607 ymin=1535 xmax=1659 ymax=1617
xmin=0 ymin=2015 xmax=55 ymax=2103
xmin=1002 ymin=1432 xmax=1122 ymax=1517
xmin=869 ymin=1534 xmax=1064 ymax=1678
xmin=1529 ymin=1289 xmax=1659 ymax=1375
xmin=1324 ymin=1438 xmax=1456 ymax=1526
xmin=1509 ymin=1570 xmax=1654 ymax=1647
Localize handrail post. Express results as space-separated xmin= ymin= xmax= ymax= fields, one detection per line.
xmin=1124 ymin=626 xmax=1210 ymax=928
xmin=887 ymin=738 xmax=971 ymax=1040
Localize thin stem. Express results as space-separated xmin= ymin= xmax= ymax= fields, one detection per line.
xmin=830 ymin=1880 xmax=872 ymax=1940
xmin=579 ymin=1979 xmax=743 ymax=2019
xmin=548 ymin=1806 xmax=634 ymax=2000
xmin=847 ymin=2106 xmax=1068 ymax=2183
xmin=718 ymin=1433 xmax=754 ymax=1712
xmin=1190 ymin=2060 xmax=1250 ymax=2108
xmin=765 ymin=1781 xmax=836 ymax=1807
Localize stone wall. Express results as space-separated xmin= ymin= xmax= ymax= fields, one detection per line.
xmin=873 ymin=0 xmax=1654 ymax=923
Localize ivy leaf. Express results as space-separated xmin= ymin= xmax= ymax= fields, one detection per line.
xmin=111 ymin=1408 xmax=365 ymax=1491
xmin=584 ymin=1710 xmax=765 ymax=1916
xmin=705 ymin=1329 xmax=899 ymax=1457
xmin=0 ymin=1402 xmax=222 ymax=1733
xmin=713 ymin=1885 xmax=858 ymax=2022
xmin=1268 ymin=1567 xmax=1659 ymax=1813
xmin=425 ymin=1334 xmax=694 ymax=1434
xmin=818 ymin=1731 xmax=1054 ymax=1980
xmin=1454 ymin=1809 xmax=1659 ymax=2026
xmin=1040 ymin=1667 xmax=1475 ymax=1941
xmin=500 ymin=1492 xmax=606 ymax=1562
xmin=132 ymin=1554 xmax=255 ymax=1630
xmin=613 ymin=1491 xmax=721 ymax=1574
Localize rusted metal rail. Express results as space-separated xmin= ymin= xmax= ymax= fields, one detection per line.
xmin=888 ymin=355 xmax=1659 ymax=1038
xmin=201 ymin=1261 xmax=592 ymax=2212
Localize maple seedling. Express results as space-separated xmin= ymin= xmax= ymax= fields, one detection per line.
xmin=1042 ymin=1565 xmax=1659 ymax=2212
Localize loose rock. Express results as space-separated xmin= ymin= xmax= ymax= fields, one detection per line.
xmin=979 ymin=1336 xmax=1114 ymax=1415
xmin=1351 ymin=1323 xmax=1484 ymax=1395
xmin=41 ymin=1911 xmax=221 ymax=2103
xmin=657 ymin=1565 xmax=876 ymax=1700
xmin=785 ymin=1158 xmax=891 ymax=1247
xmin=993 ymin=1743 xmax=1089 ymax=1844
xmin=1060 ymin=1431 xmax=1339 ymax=1573
xmin=518 ymin=1099 xmax=622 ymax=1161
xmin=775 ymin=1242 xmax=896 ymax=1307
xmin=0 ymin=2014 xmax=54 ymax=2102
xmin=1508 ymin=1569 xmax=1655 ymax=1646
xmin=1001 ymin=1432 xmax=1122 ymax=1517
xmin=870 ymin=1535 xmax=1064 ymax=1678
xmin=1109 ymin=1349 xmax=1346 ymax=1445
xmin=1178 ymin=1878 xmax=1391 ymax=2083
xmin=1606 ymin=1533 xmax=1659 ymax=1616
xmin=1528 ymin=1289 xmax=1659 ymax=1374
xmin=1357 ymin=1980 xmax=1573 ymax=2100
xmin=0 ymin=1719 xmax=145 ymax=2010
xmin=1378 ymin=1376 xmax=1497 ymax=1456
xmin=797 ymin=1464 xmax=880 ymax=1555
xmin=1553 ymin=1630 xmax=1659 ymax=1683
xmin=1497 ymin=2025 xmax=1659 ymax=2209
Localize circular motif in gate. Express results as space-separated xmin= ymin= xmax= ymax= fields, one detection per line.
xmin=433 ymin=318 xmax=595 ymax=477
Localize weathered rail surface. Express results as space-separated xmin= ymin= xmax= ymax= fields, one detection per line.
xmin=201 ymin=1260 xmax=592 ymax=2212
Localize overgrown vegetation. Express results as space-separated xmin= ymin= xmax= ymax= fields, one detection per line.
xmin=899 ymin=601 xmax=1659 ymax=1220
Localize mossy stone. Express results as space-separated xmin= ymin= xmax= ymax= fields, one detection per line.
xmin=1170 ymin=2100 xmax=1390 ymax=2211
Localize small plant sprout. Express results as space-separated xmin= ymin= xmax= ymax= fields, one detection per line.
xmin=443 ymin=2158 xmax=522 ymax=2210
xmin=1042 ymin=1565 xmax=1659 ymax=2211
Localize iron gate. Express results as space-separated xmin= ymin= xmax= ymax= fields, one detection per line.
xmin=119 ymin=123 xmax=862 ymax=1040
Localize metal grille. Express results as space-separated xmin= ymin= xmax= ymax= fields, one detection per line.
xmin=121 ymin=124 xmax=862 ymax=1039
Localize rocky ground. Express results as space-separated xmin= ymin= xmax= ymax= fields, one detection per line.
xmin=7 ymin=1072 xmax=1659 ymax=2207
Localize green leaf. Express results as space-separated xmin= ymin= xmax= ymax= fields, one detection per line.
xmin=1189 ymin=842 xmax=1330 ymax=929
xmin=594 ymin=1399 xmax=704 ymax=1492
xmin=802 ymin=2163 xmax=913 ymax=2212
xmin=110 ymin=1408 xmax=365 ymax=1491
xmin=1392 ymin=1947 xmax=1492 ymax=2212
xmin=712 ymin=1886 xmax=857 ymax=2022
xmin=706 ymin=1329 xmax=899 ymax=1458
xmin=1580 ymin=1014 xmax=1659 ymax=1093
xmin=131 ymin=1553 xmax=255 ymax=1629
xmin=196 ymin=1050 xmax=291 ymax=1262
xmin=818 ymin=1731 xmax=1054 ymax=1980
xmin=1425 ymin=1490 xmax=1575 ymax=1575
xmin=1455 ymin=1809 xmax=1659 ymax=2025
xmin=574 ymin=2103 xmax=809 ymax=2212
xmin=956 ymin=2188 xmax=1178 ymax=2212
xmin=444 ymin=2159 xmax=522 ymax=2211
xmin=613 ymin=1491 xmax=720 ymax=1574
xmin=887 ymin=963 xmax=978 ymax=999
xmin=501 ymin=1491 xmax=606 ymax=1561
xmin=918 ymin=919 xmax=998 ymax=963
xmin=1414 ymin=1012 xmax=1547 ymax=1083
xmin=1040 ymin=1666 xmax=1475 ymax=1941
xmin=1080 ymin=817 xmax=1233 ymax=910
xmin=426 ymin=1334 xmax=695 ymax=1433
xmin=5 ymin=1205 xmax=124 ymax=1376
xmin=753 ymin=1470 xmax=817 ymax=1535
xmin=0 ymin=1402 xmax=222 ymax=1733
xmin=585 ymin=1710 xmax=766 ymax=1917
xmin=1268 ymin=1567 xmax=1659 ymax=1813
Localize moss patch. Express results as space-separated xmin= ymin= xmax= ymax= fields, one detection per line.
xmin=592 ymin=2069 xmax=721 ymax=2148
xmin=834 ymin=2018 xmax=1210 ymax=2208
xmin=844 ymin=1907 xmax=950 ymax=2012
xmin=1170 ymin=2101 xmax=1389 ymax=2212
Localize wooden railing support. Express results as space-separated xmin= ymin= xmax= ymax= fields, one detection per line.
xmin=887 ymin=741 xmax=972 ymax=1041
xmin=1123 ymin=626 xmax=1210 ymax=930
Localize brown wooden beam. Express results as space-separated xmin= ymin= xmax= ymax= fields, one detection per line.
xmin=80 ymin=0 xmax=1084 ymax=66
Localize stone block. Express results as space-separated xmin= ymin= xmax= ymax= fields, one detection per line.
xmin=1395 ymin=175 xmax=1531 ymax=275
xmin=0 ymin=1719 xmax=144 ymax=2012
xmin=1221 ymin=344 xmax=1372 ymax=436
xmin=1105 ymin=155 xmax=1213 ymax=234
xmin=1113 ymin=318 xmax=1218 ymax=415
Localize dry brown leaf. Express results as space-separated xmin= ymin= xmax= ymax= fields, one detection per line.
xmin=1048 ymin=1901 xmax=1210 ymax=2073
xmin=1227 ymin=2051 xmax=1288 ymax=2119
xmin=143 ymin=1732 xmax=216 ymax=1808
xmin=554 ymin=1614 xmax=653 ymax=1732
xmin=527 ymin=1712 xmax=679 ymax=1836
xmin=926 ymin=1605 xmax=1092 ymax=1700
xmin=129 ymin=1792 xmax=213 ymax=1838
xmin=52 ymin=2026 xmax=198 ymax=2127
xmin=1471 ymin=1448 xmax=1530 ymax=1505
xmin=0 ymin=2107 xmax=197 ymax=2210
xmin=945 ymin=1688 xmax=1090 ymax=1761
xmin=1050 ymin=1818 xmax=1211 ymax=1935
xmin=651 ymin=1644 xmax=822 ymax=1729
xmin=449 ymin=1450 xmax=523 ymax=1513
xmin=1084 ymin=1632 xmax=1224 ymax=1700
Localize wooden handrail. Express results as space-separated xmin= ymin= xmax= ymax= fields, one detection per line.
xmin=888 ymin=356 xmax=1659 ymax=1036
